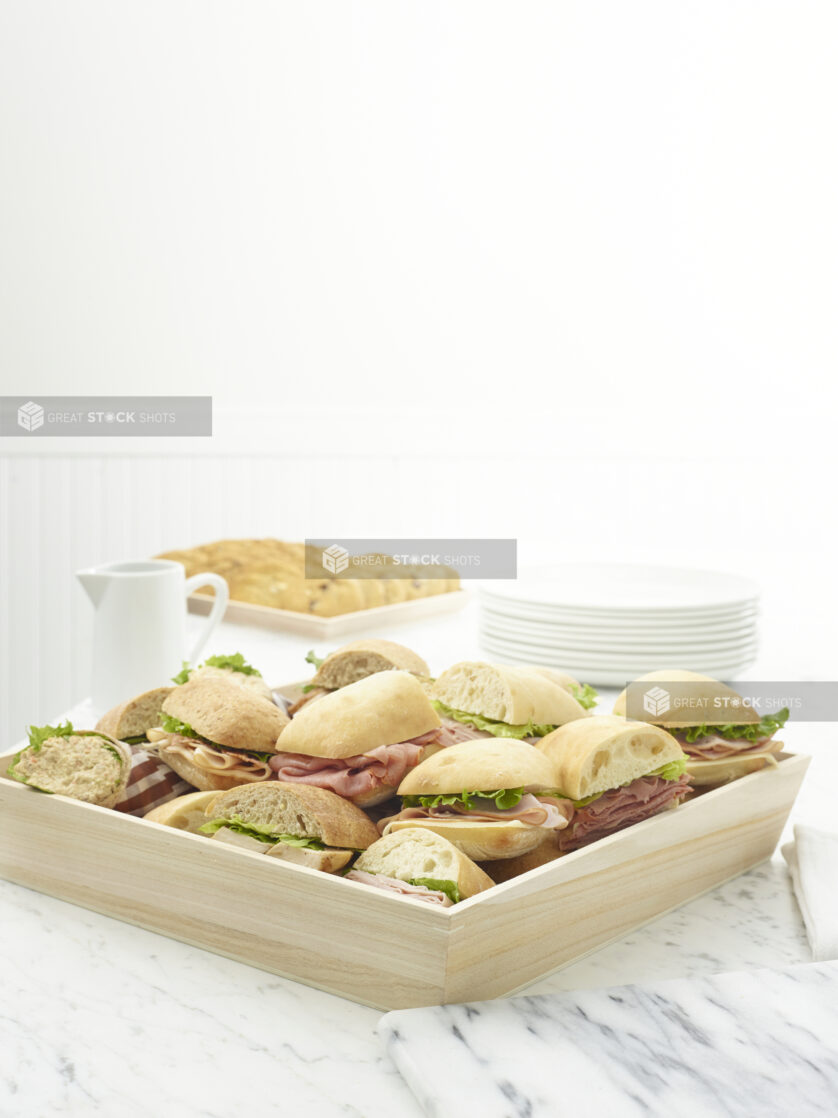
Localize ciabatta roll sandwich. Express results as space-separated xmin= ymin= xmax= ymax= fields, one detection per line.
xmin=429 ymin=661 xmax=590 ymax=744
xmin=612 ymin=670 xmax=788 ymax=786
xmin=345 ymin=829 xmax=494 ymax=906
xmin=148 ymin=674 xmax=289 ymax=792
xmin=379 ymin=739 xmax=572 ymax=860
xmin=200 ymin=781 xmax=380 ymax=872
xmin=270 ymin=671 xmax=450 ymax=807
xmin=537 ymin=715 xmax=691 ymax=851
xmin=290 ymin=639 xmax=430 ymax=715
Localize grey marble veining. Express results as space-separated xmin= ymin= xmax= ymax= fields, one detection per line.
xmin=381 ymin=962 xmax=838 ymax=1118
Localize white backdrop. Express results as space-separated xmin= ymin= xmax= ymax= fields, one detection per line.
xmin=1 ymin=2 xmax=837 ymax=741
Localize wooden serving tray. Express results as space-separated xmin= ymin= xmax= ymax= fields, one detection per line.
xmin=188 ymin=588 xmax=468 ymax=639
xmin=0 ymin=748 xmax=808 ymax=1010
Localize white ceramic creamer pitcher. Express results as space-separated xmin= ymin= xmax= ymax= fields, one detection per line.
xmin=77 ymin=559 xmax=230 ymax=712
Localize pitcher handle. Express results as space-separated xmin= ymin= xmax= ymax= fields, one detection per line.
xmin=183 ymin=572 xmax=230 ymax=664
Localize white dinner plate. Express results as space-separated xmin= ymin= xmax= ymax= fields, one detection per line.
xmin=481 ymin=564 xmax=759 ymax=614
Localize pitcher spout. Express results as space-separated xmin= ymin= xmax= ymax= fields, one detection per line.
xmin=76 ymin=569 xmax=109 ymax=606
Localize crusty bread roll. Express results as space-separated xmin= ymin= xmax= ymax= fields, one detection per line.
xmin=612 ymin=670 xmax=760 ymax=727
xmin=8 ymin=731 xmax=132 ymax=809
xmin=537 ymin=715 xmax=684 ymax=801
xmin=265 ymin=843 xmax=353 ymax=872
xmin=479 ymin=833 xmax=564 ymax=883
xmin=189 ymin=664 xmax=273 ymax=702
xmin=431 ymin=661 xmax=588 ymax=727
xmin=353 ymin=829 xmax=494 ymax=898
xmin=276 ymin=671 xmax=440 ymax=759
xmin=382 ymin=818 xmax=549 ymax=861
xmin=143 ymin=790 xmax=224 ymax=830
xmin=311 ymin=640 xmax=430 ymax=691
xmin=161 ymin=674 xmax=289 ymax=752
xmin=398 ymin=739 xmax=555 ymax=797
xmin=205 ymin=781 xmax=380 ymax=850
xmin=95 ymin=687 xmax=174 ymax=741
xmin=686 ymin=752 xmax=780 ymax=787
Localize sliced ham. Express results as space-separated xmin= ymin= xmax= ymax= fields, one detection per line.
xmin=267 ymin=729 xmax=446 ymax=800
xmin=379 ymin=792 xmax=574 ymax=833
xmin=344 ymin=869 xmax=453 ymax=906
xmin=438 ymin=716 xmax=494 ymax=743
xmin=675 ymin=732 xmax=781 ymax=761
xmin=559 ymin=773 xmax=691 ymax=852
xmin=159 ymin=735 xmax=273 ymax=782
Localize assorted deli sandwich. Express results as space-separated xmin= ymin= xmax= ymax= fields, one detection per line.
xmin=612 ymin=670 xmax=789 ymax=785
xmin=346 ymin=829 xmax=494 ymax=907
xmin=269 ymin=671 xmax=453 ymax=806
xmin=149 ymin=673 xmax=289 ymax=791
xmin=379 ymin=739 xmax=573 ymax=860
xmin=291 ymin=639 xmax=430 ymax=715
xmin=429 ymin=661 xmax=590 ymax=744
xmin=536 ymin=715 xmax=691 ymax=851
xmin=8 ymin=722 xmax=132 ymax=808
xmin=200 ymin=781 xmax=380 ymax=872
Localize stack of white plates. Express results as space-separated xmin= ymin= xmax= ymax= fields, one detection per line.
xmin=479 ymin=564 xmax=759 ymax=685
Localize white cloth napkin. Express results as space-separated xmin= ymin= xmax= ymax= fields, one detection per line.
xmin=782 ymin=825 xmax=838 ymax=961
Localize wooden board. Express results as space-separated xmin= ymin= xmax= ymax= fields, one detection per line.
xmin=0 ymin=747 xmax=809 ymax=1010
xmin=188 ymin=588 xmax=468 ymax=639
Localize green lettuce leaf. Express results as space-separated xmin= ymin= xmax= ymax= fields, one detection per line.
xmin=675 ymin=708 xmax=789 ymax=744
xmin=203 ymin=653 xmax=262 ymax=677
xmin=200 ymin=816 xmax=326 ymax=848
xmin=171 ymin=661 xmax=191 ymax=685
xmin=548 ymin=755 xmax=689 ymax=808
xmin=160 ymin=712 xmax=198 ymax=737
xmin=305 ymin=649 xmax=325 ymax=670
xmin=402 ymin=788 xmax=526 ymax=811
xmin=408 ymin=878 xmax=462 ymax=904
xmin=567 ymin=682 xmax=599 ymax=711
xmin=431 ymin=701 xmax=556 ymax=740
xmin=172 ymin=652 xmax=262 ymax=685
xmin=28 ymin=722 xmax=75 ymax=751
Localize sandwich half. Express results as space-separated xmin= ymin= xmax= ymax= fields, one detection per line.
xmin=429 ymin=661 xmax=590 ymax=743
xmin=537 ymin=715 xmax=691 ymax=851
xmin=346 ymin=829 xmax=494 ymax=906
xmin=172 ymin=652 xmax=273 ymax=701
xmin=290 ymin=639 xmax=430 ymax=715
xmin=200 ymin=781 xmax=380 ymax=872
xmin=612 ymin=670 xmax=788 ymax=785
xmin=516 ymin=666 xmax=599 ymax=711
xmin=8 ymin=722 xmax=132 ymax=808
xmin=380 ymin=739 xmax=572 ymax=860
xmin=270 ymin=671 xmax=451 ymax=807
xmin=149 ymin=674 xmax=289 ymax=791
xmin=95 ymin=686 xmax=175 ymax=744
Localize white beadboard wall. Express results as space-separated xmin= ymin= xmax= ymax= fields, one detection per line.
xmin=2 ymin=428 xmax=835 ymax=747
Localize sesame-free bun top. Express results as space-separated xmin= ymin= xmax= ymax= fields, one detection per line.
xmin=277 ymin=671 xmax=440 ymax=759
xmin=206 ymin=781 xmax=380 ymax=849
xmin=398 ymin=739 xmax=555 ymax=797
xmin=312 ymin=640 xmax=430 ymax=690
xmin=537 ymin=715 xmax=685 ymax=801
xmin=611 ymin=670 xmax=759 ymax=727
xmin=95 ymin=686 xmax=174 ymax=740
xmin=161 ymin=674 xmax=289 ymax=752
xmin=431 ymin=661 xmax=588 ymax=727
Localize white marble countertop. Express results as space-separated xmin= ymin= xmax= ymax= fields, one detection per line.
xmin=2 ymin=603 xmax=836 ymax=1116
